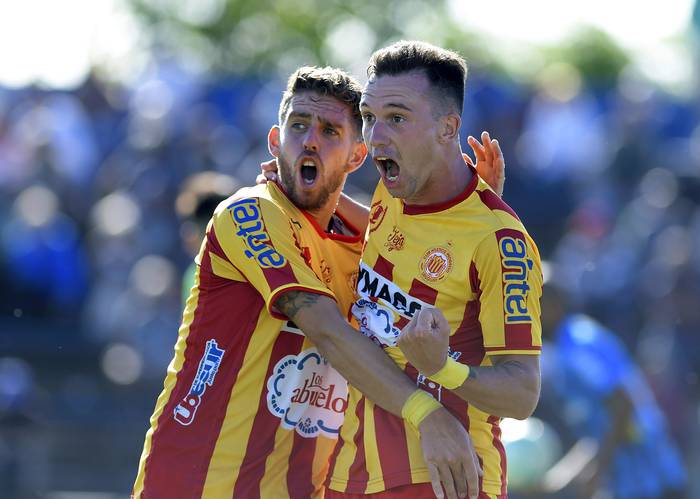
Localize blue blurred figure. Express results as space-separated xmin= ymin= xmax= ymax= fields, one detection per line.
xmin=538 ymin=278 xmax=687 ymax=499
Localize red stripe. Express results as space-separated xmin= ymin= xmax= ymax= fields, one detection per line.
xmin=488 ymin=415 xmax=507 ymax=496
xmin=373 ymin=254 xmax=394 ymax=280
xmin=395 ymin=316 xmax=409 ymax=329
xmin=141 ymin=254 xmax=263 ymax=498
xmin=373 ymin=404 xmax=412 ymax=490
xmin=477 ymin=188 xmax=521 ymax=222
xmin=207 ymin=225 xmax=231 ymax=263
xmin=454 ymin=263 xmax=486 ymax=366
xmin=261 ymin=260 xmax=299 ymax=293
xmin=407 ymin=278 xmax=438 ymax=305
xmin=286 ymin=431 xmax=316 ymax=498
xmin=453 ymin=299 xmax=485 ymax=366
xmin=344 ymin=398 xmax=370 ymax=493
xmin=231 ymin=331 xmax=306 ymax=498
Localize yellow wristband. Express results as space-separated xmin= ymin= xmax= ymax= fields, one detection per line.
xmin=428 ymin=358 xmax=470 ymax=389
xmin=401 ymin=389 xmax=441 ymax=432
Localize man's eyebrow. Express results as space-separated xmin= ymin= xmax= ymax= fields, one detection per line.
xmin=360 ymin=101 xmax=413 ymax=112
xmin=384 ymin=102 xmax=413 ymax=112
xmin=288 ymin=111 xmax=345 ymax=130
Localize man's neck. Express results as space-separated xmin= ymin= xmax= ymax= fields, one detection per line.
xmin=306 ymin=190 xmax=342 ymax=232
xmin=406 ymin=144 xmax=473 ymax=206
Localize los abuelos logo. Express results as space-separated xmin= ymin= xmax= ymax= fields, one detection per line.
xmin=266 ymin=348 xmax=348 ymax=438
xmin=420 ymin=246 xmax=453 ymax=282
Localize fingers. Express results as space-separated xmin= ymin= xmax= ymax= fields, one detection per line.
xmin=255 ymin=171 xmax=278 ymax=185
xmin=452 ymin=460 xmax=469 ymax=499
xmin=461 ymin=152 xmax=475 ymax=167
xmin=463 ymin=448 xmax=482 ymax=499
xmin=467 ymin=135 xmax=486 ymax=162
xmin=481 ymin=131 xmax=493 ymax=165
xmin=417 ymin=307 xmax=434 ymax=331
xmin=260 ymin=159 xmax=278 ymax=173
xmin=438 ymin=463 xmax=458 ymax=499
xmin=428 ymin=464 xmax=445 ymax=499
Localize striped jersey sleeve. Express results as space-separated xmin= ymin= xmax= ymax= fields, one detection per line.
xmin=471 ymin=228 xmax=542 ymax=354
xmin=211 ymin=196 xmax=336 ymax=319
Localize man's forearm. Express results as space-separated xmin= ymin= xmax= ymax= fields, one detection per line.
xmin=275 ymin=291 xmax=418 ymax=416
xmin=451 ymin=355 xmax=540 ymax=419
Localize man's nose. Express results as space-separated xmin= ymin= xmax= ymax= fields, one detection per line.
xmin=367 ymin=121 xmax=388 ymax=148
xmin=303 ymin=128 xmax=320 ymax=152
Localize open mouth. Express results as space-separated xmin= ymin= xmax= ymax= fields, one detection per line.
xmin=374 ymin=155 xmax=400 ymax=183
xmin=298 ymin=157 xmax=319 ymax=187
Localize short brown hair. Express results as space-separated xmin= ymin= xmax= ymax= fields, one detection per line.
xmin=367 ymin=41 xmax=467 ymax=115
xmin=278 ymin=66 xmax=363 ymax=137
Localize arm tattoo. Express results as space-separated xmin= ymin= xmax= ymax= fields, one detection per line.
xmin=275 ymin=290 xmax=322 ymax=320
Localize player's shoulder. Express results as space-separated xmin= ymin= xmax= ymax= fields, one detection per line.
xmin=471 ymin=178 xmax=524 ymax=229
xmin=213 ymin=183 xmax=292 ymax=221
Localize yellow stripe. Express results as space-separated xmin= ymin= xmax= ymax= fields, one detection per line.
xmin=209 ymin=251 xmax=245 ymax=281
xmin=363 ymin=399 xmax=383 ymax=493
xmin=312 ymin=436 xmax=337 ymax=497
xmin=467 ymin=406 xmax=505 ymax=496
xmin=132 ymin=268 xmax=202 ymax=497
xmin=200 ymin=312 xmax=280 ymax=496
xmin=259 ymin=424 xmax=293 ymax=498
xmin=327 ymin=390 xmax=361 ymax=491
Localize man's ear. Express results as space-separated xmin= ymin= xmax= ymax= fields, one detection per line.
xmin=438 ymin=113 xmax=461 ymax=143
xmin=346 ymin=140 xmax=368 ymax=174
xmin=268 ymin=126 xmax=281 ymax=157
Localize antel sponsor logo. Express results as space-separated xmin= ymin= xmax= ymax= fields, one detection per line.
xmin=266 ymin=348 xmax=347 ymax=438
xmin=228 ymin=198 xmax=286 ymax=268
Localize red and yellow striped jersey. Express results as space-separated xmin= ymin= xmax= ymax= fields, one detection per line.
xmin=327 ymin=170 xmax=542 ymax=496
xmin=133 ymin=182 xmax=362 ymax=499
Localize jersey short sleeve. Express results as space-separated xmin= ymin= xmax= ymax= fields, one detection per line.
xmin=472 ymin=228 xmax=542 ymax=354
xmin=210 ymin=196 xmax=335 ymax=319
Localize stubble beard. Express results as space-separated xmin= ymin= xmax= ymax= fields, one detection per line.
xmin=277 ymin=155 xmax=343 ymax=211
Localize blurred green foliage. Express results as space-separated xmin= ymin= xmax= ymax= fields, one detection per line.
xmin=127 ymin=0 xmax=629 ymax=83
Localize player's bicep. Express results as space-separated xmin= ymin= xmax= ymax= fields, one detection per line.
xmin=473 ymin=229 xmax=542 ymax=353
xmin=274 ymin=290 xmax=343 ymax=340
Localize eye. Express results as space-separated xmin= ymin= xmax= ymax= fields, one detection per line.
xmin=362 ymin=113 xmax=375 ymax=124
xmin=324 ymin=127 xmax=339 ymax=136
xmin=391 ymin=114 xmax=405 ymax=124
xmin=290 ymin=122 xmax=307 ymax=131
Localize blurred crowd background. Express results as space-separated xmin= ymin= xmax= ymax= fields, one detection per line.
xmin=1 ymin=0 xmax=699 ymax=497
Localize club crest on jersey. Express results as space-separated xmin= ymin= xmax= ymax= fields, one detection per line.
xmin=498 ymin=231 xmax=533 ymax=324
xmin=368 ymin=201 xmax=387 ymax=233
xmin=384 ymin=225 xmax=405 ymax=252
xmin=173 ymin=339 xmax=225 ymax=426
xmin=228 ymin=198 xmax=286 ymax=269
xmin=419 ymin=246 xmax=453 ymax=282
xmin=266 ymin=348 xmax=348 ymax=438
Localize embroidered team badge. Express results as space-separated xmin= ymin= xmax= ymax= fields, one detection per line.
xmin=384 ymin=225 xmax=405 ymax=252
xmin=368 ymin=201 xmax=387 ymax=233
xmin=419 ymin=246 xmax=453 ymax=282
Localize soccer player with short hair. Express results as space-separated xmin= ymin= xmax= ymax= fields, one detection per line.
xmin=324 ymin=41 xmax=543 ymax=499
xmin=132 ymin=65 xmax=497 ymax=499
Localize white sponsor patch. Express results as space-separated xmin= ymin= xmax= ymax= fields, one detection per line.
xmin=266 ymin=348 xmax=347 ymax=438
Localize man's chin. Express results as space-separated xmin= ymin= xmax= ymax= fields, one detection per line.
xmin=289 ymin=189 xmax=326 ymax=211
